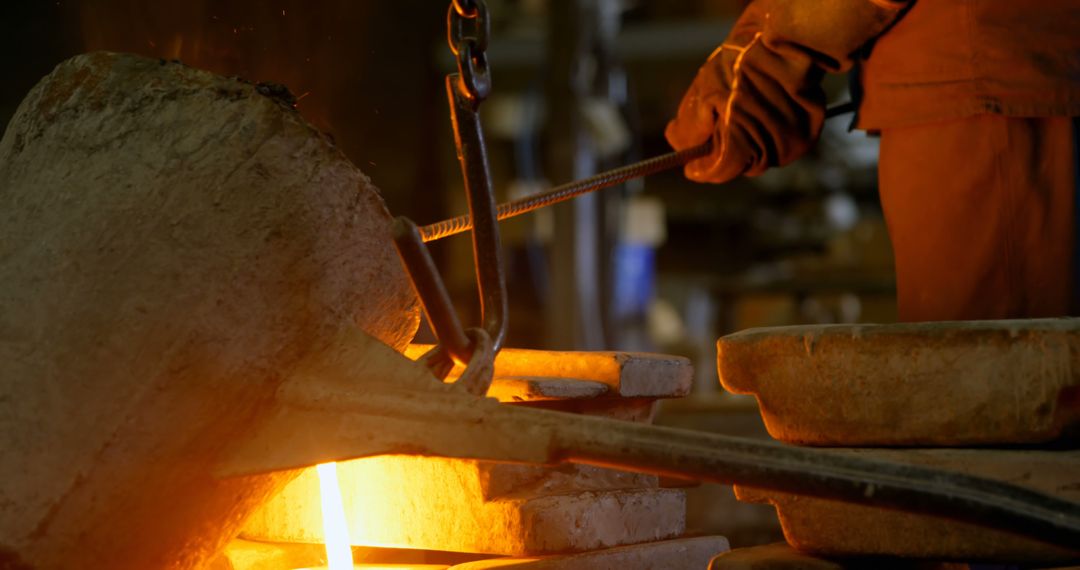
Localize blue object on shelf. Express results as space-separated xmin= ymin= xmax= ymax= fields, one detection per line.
xmin=613 ymin=243 xmax=655 ymax=320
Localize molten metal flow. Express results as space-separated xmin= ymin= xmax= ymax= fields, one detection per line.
xmin=317 ymin=462 xmax=353 ymax=569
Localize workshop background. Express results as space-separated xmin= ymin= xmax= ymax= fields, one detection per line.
xmin=1 ymin=0 xmax=894 ymax=548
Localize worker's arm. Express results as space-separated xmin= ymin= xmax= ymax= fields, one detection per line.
xmin=666 ymin=0 xmax=909 ymax=183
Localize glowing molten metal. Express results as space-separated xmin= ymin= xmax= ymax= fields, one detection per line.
xmin=317 ymin=462 xmax=353 ymax=569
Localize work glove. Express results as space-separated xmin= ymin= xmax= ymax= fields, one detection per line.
xmin=666 ymin=0 xmax=909 ymax=183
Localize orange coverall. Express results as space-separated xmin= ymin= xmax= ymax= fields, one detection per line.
xmin=666 ymin=0 xmax=1080 ymax=321
xmin=864 ymin=1 xmax=1080 ymax=321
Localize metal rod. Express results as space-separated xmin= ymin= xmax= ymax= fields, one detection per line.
xmin=419 ymin=101 xmax=858 ymax=242
xmin=420 ymin=142 xmax=710 ymax=242
xmin=392 ymin=217 xmax=473 ymax=367
xmin=551 ymin=410 xmax=1080 ymax=549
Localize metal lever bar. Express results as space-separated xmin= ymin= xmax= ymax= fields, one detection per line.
xmin=419 ymin=101 xmax=858 ymax=242
xmin=561 ymin=413 xmax=1080 ymax=549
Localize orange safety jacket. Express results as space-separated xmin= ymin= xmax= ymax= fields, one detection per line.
xmin=857 ymin=0 xmax=1080 ymax=130
xmin=859 ymin=1 xmax=1080 ymax=320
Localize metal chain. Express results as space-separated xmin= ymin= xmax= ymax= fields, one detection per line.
xmin=447 ymin=0 xmax=492 ymax=101
xmin=391 ymin=0 xmax=504 ymax=385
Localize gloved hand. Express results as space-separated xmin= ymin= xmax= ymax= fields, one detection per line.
xmin=666 ymin=0 xmax=909 ymax=183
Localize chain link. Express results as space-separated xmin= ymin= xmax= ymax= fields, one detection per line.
xmin=447 ymin=0 xmax=491 ymax=101
xmin=451 ymin=0 xmax=478 ymax=16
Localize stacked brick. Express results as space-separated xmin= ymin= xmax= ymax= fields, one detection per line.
xmin=239 ymin=348 xmax=730 ymax=568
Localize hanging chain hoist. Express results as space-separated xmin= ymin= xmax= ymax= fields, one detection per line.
xmin=392 ymin=0 xmax=505 ymax=392
xmin=392 ymin=0 xmax=853 ymax=386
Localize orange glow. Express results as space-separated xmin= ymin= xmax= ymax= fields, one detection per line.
xmin=316 ymin=462 xmax=353 ymax=570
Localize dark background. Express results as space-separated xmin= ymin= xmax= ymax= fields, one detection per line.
xmin=0 ymin=0 xmax=894 ymax=356
xmin=0 ymin=0 xmax=895 ymax=547
xmin=0 ymin=0 xmax=892 ymax=354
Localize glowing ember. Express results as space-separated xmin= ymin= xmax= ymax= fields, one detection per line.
xmin=317 ymin=462 xmax=354 ymax=569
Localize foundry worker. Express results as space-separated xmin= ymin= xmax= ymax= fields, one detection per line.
xmin=666 ymin=0 xmax=1080 ymax=322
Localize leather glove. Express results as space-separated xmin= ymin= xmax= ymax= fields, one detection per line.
xmin=666 ymin=0 xmax=909 ymax=183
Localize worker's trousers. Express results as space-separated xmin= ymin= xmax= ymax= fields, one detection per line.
xmin=878 ymin=115 xmax=1078 ymax=322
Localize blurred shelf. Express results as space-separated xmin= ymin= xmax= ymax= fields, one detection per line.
xmin=658 ymin=392 xmax=761 ymax=415
xmin=658 ymin=270 xmax=895 ymax=295
xmin=437 ymin=19 xmax=733 ymax=71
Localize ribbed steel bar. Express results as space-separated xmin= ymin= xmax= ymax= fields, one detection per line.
xmin=419 ymin=141 xmax=711 ymax=242
xmin=419 ymin=101 xmax=857 ymax=242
